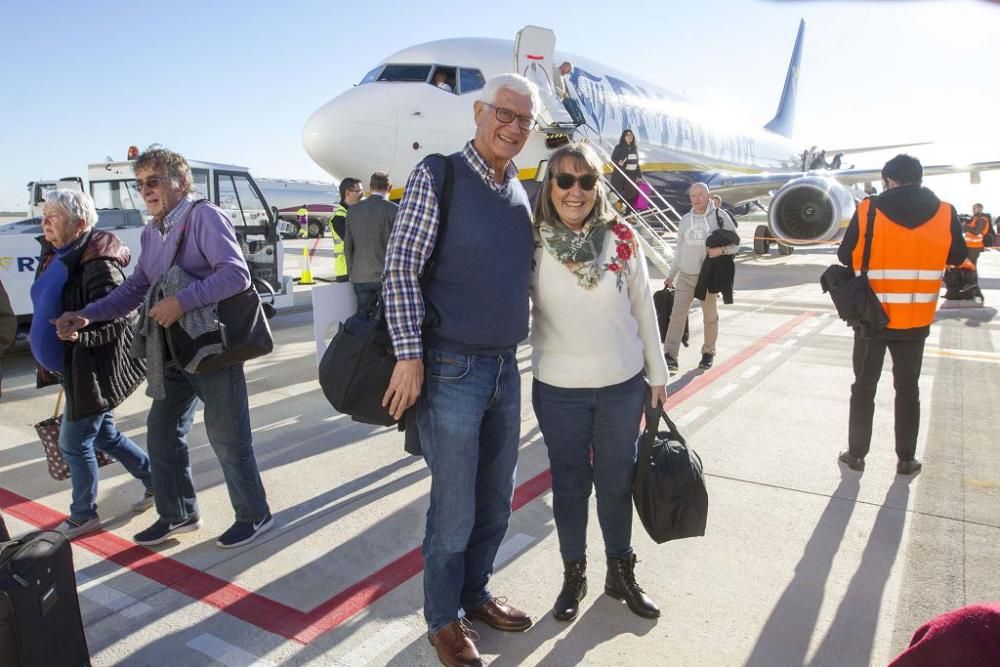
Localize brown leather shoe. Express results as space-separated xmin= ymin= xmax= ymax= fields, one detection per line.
xmin=465 ymin=597 xmax=533 ymax=632
xmin=428 ymin=619 xmax=481 ymax=667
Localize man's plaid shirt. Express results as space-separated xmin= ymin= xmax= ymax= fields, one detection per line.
xmin=383 ymin=140 xmax=520 ymax=360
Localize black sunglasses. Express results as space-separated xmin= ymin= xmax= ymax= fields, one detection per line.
xmin=552 ymin=173 xmax=599 ymax=191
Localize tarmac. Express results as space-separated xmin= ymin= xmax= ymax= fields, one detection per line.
xmin=0 ymin=237 xmax=998 ymax=666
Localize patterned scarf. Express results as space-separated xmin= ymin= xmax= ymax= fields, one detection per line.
xmin=537 ymin=215 xmax=610 ymax=289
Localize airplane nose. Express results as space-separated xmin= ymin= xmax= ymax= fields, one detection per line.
xmin=303 ymin=86 xmax=398 ymax=181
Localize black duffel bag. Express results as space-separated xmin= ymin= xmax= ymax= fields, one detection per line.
xmin=633 ymin=399 xmax=708 ymax=543
xmin=319 ymin=303 xmax=397 ymax=427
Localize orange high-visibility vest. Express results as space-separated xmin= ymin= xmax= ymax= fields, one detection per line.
xmin=965 ymin=215 xmax=988 ymax=248
xmin=852 ymin=198 xmax=951 ymax=329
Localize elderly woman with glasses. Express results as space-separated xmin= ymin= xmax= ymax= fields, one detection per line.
xmin=530 ymin=142 xmax=668 ymax=623
xmin=29 ymin=189 xmax=152 ymax=539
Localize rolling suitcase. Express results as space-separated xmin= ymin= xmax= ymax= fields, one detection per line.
xmin=652 ymin=287 xmax=689 ymax=347
xmin=0 ymin=530 xmax=90 ymax=666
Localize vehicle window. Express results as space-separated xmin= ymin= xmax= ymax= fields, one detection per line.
xmin=458 ymin=68 xmax=485 ymax=95
xmin=191 ymin=169 xmax=209 ymax=200
xmin=217 ymin=173 xmax=269 ymax=228
xmin=90 ymin=180 xmax=145 ymax=213
xmin=377 ymin=64 xmax=432 ymax=83
xmin=33 ymin=183 xmax=57 ymax=204
xmin=359 ymin=65 xmax=383 ymax=85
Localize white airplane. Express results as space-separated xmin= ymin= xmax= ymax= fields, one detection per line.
xmin=302 ymin=23 xmax=999 ymax=254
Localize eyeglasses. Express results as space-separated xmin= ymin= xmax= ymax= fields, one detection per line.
xmin=552 ymin=173 xmax=599 ymax=191
xmin=135 ymin=175 xmax=170 ymax=190
xmin=483 ymin=102 xmax=536 ymax=131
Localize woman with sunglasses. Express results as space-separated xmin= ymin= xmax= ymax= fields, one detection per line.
xmin=610 ymin=129 xmax=643 ymax=210
xmin=530 ymin=143 xmax=668 ymax=623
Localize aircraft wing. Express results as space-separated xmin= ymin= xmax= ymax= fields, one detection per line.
xmin=706 ymin=160 xmax=1000 ymax=205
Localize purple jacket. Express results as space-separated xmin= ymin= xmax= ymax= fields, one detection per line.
xmin=81 ymin=200 xmax=250 ymax=322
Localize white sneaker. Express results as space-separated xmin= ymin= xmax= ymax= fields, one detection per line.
xmin=57 ymin=516 xmax=101 ymax=540
xmin=131 ymin=488 xmax=156 ymax=513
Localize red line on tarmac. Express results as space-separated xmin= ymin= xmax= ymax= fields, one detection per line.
xmin=308 ymin=236 xmax=322 ymax=258
xmin=0 ymin=311 xmax=816 ymax=644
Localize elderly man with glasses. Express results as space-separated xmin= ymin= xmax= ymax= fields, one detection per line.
xmin=55 ymin=148 xmax=272 ymax=550
xmin=381 ymin=73 xmax=540 ymax=667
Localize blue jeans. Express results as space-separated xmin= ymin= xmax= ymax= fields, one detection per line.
xmin=531 ymin=372 xmax=646 ymax=561
xmin=59 ymin=403 xmax=152 ymax=522
xmin=353 ymin=282 xmax=380 ymax=315
xmin=146 ymin=364 xmax=269 ymax=524
xmin=417 ymin=347 xmax=521 ymax=633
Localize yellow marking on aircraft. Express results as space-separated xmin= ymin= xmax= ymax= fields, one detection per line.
xmin=0 ymin=256 xmax=13 ymax=270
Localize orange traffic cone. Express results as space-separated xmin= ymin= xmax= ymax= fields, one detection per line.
xmin=298 ymin=247 xmax=315 ymax=285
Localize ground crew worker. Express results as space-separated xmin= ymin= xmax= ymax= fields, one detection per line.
xmin=837 ymin=154 xmax=967 ymax=476
xmin=965 ymin=203 xmax=990 ymax=265
xmin=327 ymin=178 xmax=362 ymax=283
xmin=296 ymin=206 xmax=309 ymax=238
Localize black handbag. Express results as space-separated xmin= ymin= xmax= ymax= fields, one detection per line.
xmin=164 ymin=201 xmax=274 ymax=373
xmin=317 ymin=154 xmax=454 ymax=433
xmin=633 ymin=399 xmax=708 ymax=544
xmin=821 ymin=197 xmax=889 ymax=334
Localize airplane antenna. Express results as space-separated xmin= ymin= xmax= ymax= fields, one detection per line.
xmin=764 ymin=19 xmax=805 ymax=139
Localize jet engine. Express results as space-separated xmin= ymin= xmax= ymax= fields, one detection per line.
xmin=768 ymin=176 xmax=856 ymax=246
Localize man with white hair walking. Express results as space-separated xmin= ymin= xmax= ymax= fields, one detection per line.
xmin=381 ymin=73 xmax=540 ymax=666
xmin=664 ymin=182 xmax=739 ymax=371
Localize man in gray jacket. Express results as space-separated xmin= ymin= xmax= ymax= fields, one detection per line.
xmin=664 ymin=182 xmax=739 ymax=371
xmin=345 ymin=171 xmax=398 ymax=313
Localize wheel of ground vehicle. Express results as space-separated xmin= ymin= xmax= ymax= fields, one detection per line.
xmin=778 ymin=242 xmax=794 ymax=256
xmin=753 ymin=224 xmax=771 ymax=255
xmin=308 ymin=220 xmax=324 ymax=238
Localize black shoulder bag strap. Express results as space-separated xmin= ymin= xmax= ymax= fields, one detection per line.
xmin=715 ymin=209 xmax=725 ymax=230
xmin=860 ymin=196 xmax=879 ymax=276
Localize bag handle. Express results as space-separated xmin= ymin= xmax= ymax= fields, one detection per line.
xmin=53 ymin=387 xmax=63 ymax=419
xmin=642 ymin=388 xmax=684 ymax=445
xmin=860 ymin=196 xmax=879 ymax=276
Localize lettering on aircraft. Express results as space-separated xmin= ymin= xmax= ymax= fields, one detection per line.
xmin=8 ymin=257 xmax=39 ymax=273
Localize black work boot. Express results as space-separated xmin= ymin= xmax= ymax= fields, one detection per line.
xmin=605 ymin=554 xmax=660 ymax=619
xmin=552 ymin=556 xmax=588 ymax=621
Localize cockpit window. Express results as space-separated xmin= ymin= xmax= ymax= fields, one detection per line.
xmin=458 ymin=68 xmax=485 ymax=95
xmin=377 ymin=64 xmax=432 ymax=83
xmin=360 ymin=66 xmax=383 ymax=85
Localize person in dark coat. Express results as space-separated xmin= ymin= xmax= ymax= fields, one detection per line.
xmin=30 ymin=189 xmax=152 ymax=540
xmin=610 ymin=129 xmax=642 ymax=209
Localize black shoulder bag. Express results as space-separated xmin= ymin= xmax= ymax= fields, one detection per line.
xmin=822 ymin=197 xmax=889 ymax=335
xmin=318 ymin=154 xmax=454 ymax=429
xmin=164 ymin=200 xmax=274 ymax=373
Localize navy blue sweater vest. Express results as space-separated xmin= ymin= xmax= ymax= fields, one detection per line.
xmin=423 ymin=153 xmax=534 ymax=353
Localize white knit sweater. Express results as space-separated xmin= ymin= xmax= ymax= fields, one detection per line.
xmin=530 ymin=224 xmax=669 ymax=389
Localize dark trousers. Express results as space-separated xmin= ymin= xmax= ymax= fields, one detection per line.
xmin=967 ymin=247 xmax=982 ymax=267
xmin=0 ymin=512 xmax=9 ymax=540
xmin=352 ymin=282 xmax=380 ymax=315
xmin=848 ymin=332 xmax=925 ymax=461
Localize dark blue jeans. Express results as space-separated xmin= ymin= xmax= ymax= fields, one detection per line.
xmin=532 ymin=372 xmax=646 ymax=561
xmin=59 ymin=403 xmax=152 ymax=522
xmin=417 ymin=347 xmax=520 ymax=633
xmin=352 ymin=282 xmax=380 ymax=315
xmin=146 ymin=364 xmax=269 ymax=524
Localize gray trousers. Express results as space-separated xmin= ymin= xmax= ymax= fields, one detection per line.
xmin=665 ymin=271 xmax=718 ymax=358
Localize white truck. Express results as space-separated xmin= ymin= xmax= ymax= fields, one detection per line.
xmin=2 ymin=158 xmax=294 ymax=332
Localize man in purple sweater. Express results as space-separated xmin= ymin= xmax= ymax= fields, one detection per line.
xmin=55 ymin=148 xmax=272 ymax=549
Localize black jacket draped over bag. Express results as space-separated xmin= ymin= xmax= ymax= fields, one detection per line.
xmin=694 ymin=228 xmax=740 ymax=304
xmin=36 ymin=229 xmax=145 ymax=421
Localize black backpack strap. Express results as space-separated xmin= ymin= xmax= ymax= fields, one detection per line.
xmin=715 ymin=208 xmax=725 ymax=230
xmin=860 ymin=196 xmax=878 ymax=275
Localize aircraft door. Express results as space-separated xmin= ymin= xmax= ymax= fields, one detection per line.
xmin=513 ymin=25 xmax=574 ymax=127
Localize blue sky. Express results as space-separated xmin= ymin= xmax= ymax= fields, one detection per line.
xmin=1 ymin=0 xmax=997 ymax=213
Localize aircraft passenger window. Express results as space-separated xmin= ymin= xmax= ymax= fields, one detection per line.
xmin=377 ymin=64 xmax=433 ymax=83
xmin=458 ymin=68 xmax=485 ymax=95
xmin=360 ymin=66 xmax=383 ymax=85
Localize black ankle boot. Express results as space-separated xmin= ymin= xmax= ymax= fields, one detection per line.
xmin=605 ymin=554 xmax=660 ymax=619
xmin=552 ymin=556 xmax=587 ymax=621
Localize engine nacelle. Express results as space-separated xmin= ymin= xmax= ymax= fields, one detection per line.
xmin=768 ymin=176 xmax=856 ymax=246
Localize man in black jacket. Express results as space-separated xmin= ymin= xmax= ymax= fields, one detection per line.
xmin=836 ymin=155 xmax=966 ymax=476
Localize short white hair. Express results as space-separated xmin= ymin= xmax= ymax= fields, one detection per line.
xmin=689 ymin=182 xmax=710 ymax=195
xmin=43 ymin=189 xmax=98 ymax=230
xmin=478 ymin=73 xmax=541 ymax=115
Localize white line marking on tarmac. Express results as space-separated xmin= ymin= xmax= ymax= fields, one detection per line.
xmin=763 ymin=350 xmax=781 ymax=362
xmin=712 ymin=383 xmax=739 ymax=400
xmin=494 ymin=533 xmax=535 ymax=567
xmin=676 ymin=406 xmax=708 ymax=427
xmin=795 ymin=327 xmax=810 ymax=337
xmin=76 ymin=573 xmax=152 ymax=619
xmin=339 ymin=620 xmax=415 ymax=666
xmin=186 ymin=634 xmax=273 ymax=667
xmin=782 ymin=339 xmax=797 ymax=348
xmin=741 ymin=365 xmax=762 ymax=379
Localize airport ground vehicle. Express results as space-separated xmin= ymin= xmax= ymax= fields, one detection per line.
xmin=2 ymin=158 xmax=294 ymax=331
